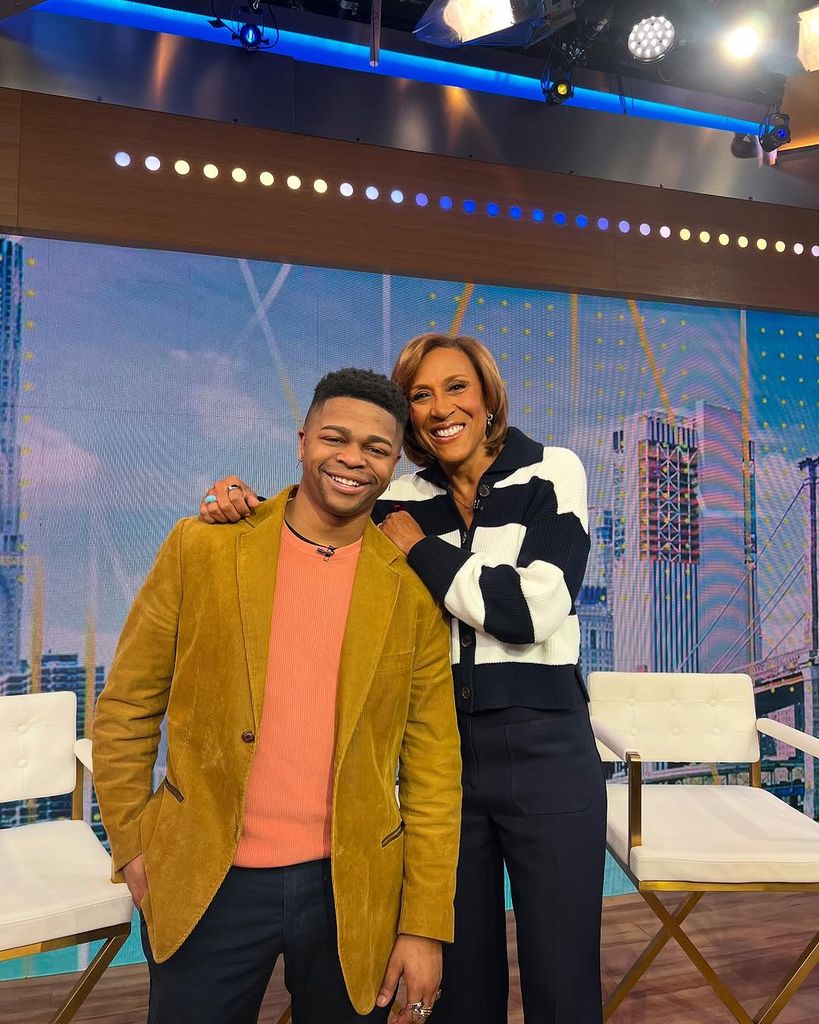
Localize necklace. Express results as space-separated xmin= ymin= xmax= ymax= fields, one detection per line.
xmin=451 ymin=492 xmax=476 ymax=513
xmin=284 ymin=518 xmax=337 ymax=560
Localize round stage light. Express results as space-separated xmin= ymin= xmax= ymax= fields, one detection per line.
xmin=680 ymin=227 xmax=691 ymax=241
xmin=486 ymin=203 xmax=499 ymax=217
xmin=339 ymin=182 xmax=354 ymax=197
xmin=174 ymin=160 xmax=190 ymax=175
xmin=719 ymin=233 xmax=729 ymax=246
xmin=597 ymin=217 xmax=609 ymax=230
xmin=618 ymin=220 xmax=630 ymax=233
xmin=463 ymin=199 xmax=477 ymax=213
xmin=415 ymin=193 xmax=429 ymax=207
xmin=793 ymin=242 xmax=804 ymax=255
xmin=114 ymin=151 xmax=131 ymax=168
xmin=509 ymin=206 xmax=522 ymax=220
xmin=238 ymin=22 xmax=263 ymax=51
xmin=576 ymin=214 xmax=589 ymax=228
xmin=390 ymin=189 xmax=404 ymax=204
xmin=659 ymin=225 xmax=671 ymax=238
xmin=639 ymin=223 xmax=651 ymax=236
xmin=722 ymin=24 xmax=762 ymax=62
xmin=232 ymin=168 xmax=247 ymax=183
xmin=203 ymin=164 xmax=219 ymax=179
xmin=554 ymin=212 xmax=567 ymax=226
xmin=812 ymin=245 xmax=819 ymax=257
xmin=738 ymin=235 xmax=749 ymax=248
xmin=532 ymin=209 xmax=545 ymax=223
xmin=314 ymin=179 xmax=329 ymax=194
xmin=699 ymin=231 xmax=710 ymax=244
xmin=757 ymin=238 xmax=768 ymax=251
xmin=628 ymin=16 xmax=675 ymax=63
xmin=775 ymin=240 xmax=786 ymax=253
xmin=287 ymin=175 xmax=302 ymax=190
xmin=440 ymin=196 xmax=453 ymax=210
xmin=365 ymin=185 xmax=379 ymax=200
xmin=145 ymin=156 xmax=161 ymax=172
xmin=260 ymin=171 xmax=274 ymax=187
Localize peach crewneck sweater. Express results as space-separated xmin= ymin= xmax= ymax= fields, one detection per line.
xmin=234 ymin=522 xmax=362 ymax=867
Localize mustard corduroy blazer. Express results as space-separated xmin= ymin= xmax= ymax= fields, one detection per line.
xmin=93 ymin=488 xmax=462 ymax=1013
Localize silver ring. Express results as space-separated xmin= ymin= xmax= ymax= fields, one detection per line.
xmin=409 ymin=1001 xmax=434 ymax=1022
xmin=226 ymin=484 xmax=244 ymax=493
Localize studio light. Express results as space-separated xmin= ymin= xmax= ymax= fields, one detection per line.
xmin=628 ymin=15 xmax=676 ymax=63
xmin=721 ymin=23 xmax=762 ymax=62
xmin=758 ymin=109 xmax=791 ymax=152
xmin=238 ymin=21 xmax=263 ymax=50
xmin=541 ymin=44 xmax=574 ymax=106
xmin=414 ymin=0 xmax=577 ymax=49
xmin=730 ymin=132 xmax=759 ymax=158
xmin=798 ymin=5 xmax=819 ymax=71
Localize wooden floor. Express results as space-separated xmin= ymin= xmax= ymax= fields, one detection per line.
xmin=2 ymin=892 xmax=818 ymax=1023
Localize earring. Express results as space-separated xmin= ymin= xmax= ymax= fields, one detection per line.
xmin=485 ymin=412 xmax=494 ymax=436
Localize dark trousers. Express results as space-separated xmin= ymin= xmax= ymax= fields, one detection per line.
xmin=140 ymin=859 xmax=390 ymax=1024
xmin=436 ymin=698 xmax=607 ymax=1024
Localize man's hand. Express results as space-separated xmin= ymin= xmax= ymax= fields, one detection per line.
xmin=123 ymin=854 xmax=149 ymax=910
xmin=376 ymin=934 xmax=442 ymax=1023
xmin=380 ymin=511 xmax=425 ymax=556
xmin=199 ymin=476 xmax=260 ymax=524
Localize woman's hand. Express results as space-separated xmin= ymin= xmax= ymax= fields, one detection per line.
xmin=380 ymin=511 xmax=425 ymax=555
xmin=199 ymin=476 xmax=260 ymax=523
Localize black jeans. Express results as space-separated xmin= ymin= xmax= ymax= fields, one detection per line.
xmin=435 ymin=698 xmax=607 ymax=1024
xmin=140 ymin=859 xmax=390 ymax=1024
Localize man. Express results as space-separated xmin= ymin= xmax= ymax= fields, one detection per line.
xmin=93 ymin=368 xmax=462 ymax=1024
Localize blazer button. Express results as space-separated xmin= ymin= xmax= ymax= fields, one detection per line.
xmin=461 ymin=687 xmax=471 ymax=700
xmin=478 ymin=484 xmax=491 ymax=497
xmin=241 ymin=730 xmax=256 ymax=743
xmin=461 ymin=633 xmax=473 ymax=647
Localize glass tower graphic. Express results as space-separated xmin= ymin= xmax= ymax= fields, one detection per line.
xmin=0 ymin=239 xmax=24 ymax=676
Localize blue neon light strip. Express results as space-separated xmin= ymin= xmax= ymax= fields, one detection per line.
xmin=41 ymin=0 xmax=761 ymax=135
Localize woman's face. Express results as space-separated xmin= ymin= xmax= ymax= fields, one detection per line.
xmin=407 ymin=346 xmax=489 ymax=469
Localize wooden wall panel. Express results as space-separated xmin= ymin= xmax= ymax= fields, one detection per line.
xmin=4 ymin=88 xmax=819 ymax=312
xmin=0 ymin=90 xmax=21 ymax=229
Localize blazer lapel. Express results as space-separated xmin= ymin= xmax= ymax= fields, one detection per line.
xmin=236 ymin=489 xmax=291 ymax=730
xmin=334 ymin=522 xmax=401 ymax=772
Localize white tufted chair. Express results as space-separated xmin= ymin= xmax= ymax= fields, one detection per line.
xmin=0 ymin=690 xmax=133 ymax=1022
xmin=590 ymin=671 xmax=819 ymax=1024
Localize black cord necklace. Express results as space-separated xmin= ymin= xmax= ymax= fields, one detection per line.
xmin=284 ymin=519 xmax=336 ymax=560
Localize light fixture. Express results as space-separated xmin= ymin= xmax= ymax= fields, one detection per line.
xmin=628 ymin=15 xmax=675 ymax=63
xmin=722 ymin=23 xmax=762 ymax=62
xmin=238 ymin=22 xmax=263 ymax=51
xmin=541 ymin=54 xmax=574 ymax=106
xmin=730 ymin=132 xmax=758 ymax=159
xmin=798 ymin=5 xmax=819 ymax=71
xmin=759 ymin=108 xmax=791 ymax=152
xmin=414 ymin=0 xmax=573 ymax=48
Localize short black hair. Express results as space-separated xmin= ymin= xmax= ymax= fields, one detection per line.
xmin=307 ymin=367 xmax=409 ymax=432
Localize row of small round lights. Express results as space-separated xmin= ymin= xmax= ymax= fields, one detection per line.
xmin=112 ymin=153 xmax=819 ymax=256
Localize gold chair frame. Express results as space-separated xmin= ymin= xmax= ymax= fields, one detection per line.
xmin=604 ymin=752 xmax=819 ymax=1024
xmin=0 ymin=757 xmax=131 ymax=1024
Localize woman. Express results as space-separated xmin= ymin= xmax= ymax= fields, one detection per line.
xmin=201 ymin=334 xmax=606 ymax=1024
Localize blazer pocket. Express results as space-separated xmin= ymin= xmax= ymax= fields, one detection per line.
xmin=381 ymin=820 xmax=406 ymax=847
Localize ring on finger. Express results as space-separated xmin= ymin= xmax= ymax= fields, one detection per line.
xmin=408 ymin=1001 xmax=434 ymax=1022
xmin=204 ymin=495 xmax=218 ymax=505
xmin=226 ymin=484 xmax=244 ymax=493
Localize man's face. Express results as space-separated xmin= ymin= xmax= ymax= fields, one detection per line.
xmin=298 ymin=397 xmax=402 ymax=521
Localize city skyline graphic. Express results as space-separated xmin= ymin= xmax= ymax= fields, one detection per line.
xmin=1 ymin=233 xmax=817 ymax=978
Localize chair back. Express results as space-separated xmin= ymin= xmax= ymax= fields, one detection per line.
xmin=588 ymin=671 xmax=759 ymax=763
xmin=0 ymin=691 xmax=78 ymax=802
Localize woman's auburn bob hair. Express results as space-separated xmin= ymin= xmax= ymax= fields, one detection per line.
xmin=391 ymin=333 xmax=509 ymax=468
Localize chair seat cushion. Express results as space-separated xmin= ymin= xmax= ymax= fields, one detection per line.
xmin=607 ymin=783 xmax=819 ymax=883
xmin=0 ymin=819 xmax=134 ymax=951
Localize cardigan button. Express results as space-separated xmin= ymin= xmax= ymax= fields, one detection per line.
xmin=461 ymin=687 xmax=471 ymax=700
xmin=241 ymin=731 xmax=256 ymax=744
xmin=478 ymin=484 xmax=491 ymax=498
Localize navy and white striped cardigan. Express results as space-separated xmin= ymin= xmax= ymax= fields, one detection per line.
xmin=374 ymin=427 xmax=591 ymax=714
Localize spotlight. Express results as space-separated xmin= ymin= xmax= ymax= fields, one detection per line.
xmin=759 ymin=109 xmax=791 ymax=152
xmin=541 ymin=58 xmax=574 ymax=105
xmin=628 ymin=15 xmax=675 ymax=63
xmin=238 ymin=21 xmax=263 ymax=50
xmin=722 ymin=23 xmax=762 ymax=62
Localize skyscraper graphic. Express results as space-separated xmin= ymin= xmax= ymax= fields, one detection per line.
xmin=611 ymin=403 xmax=759 ymax=674
xmin=612 ymin=411 xmax=700 ymax=672
xmin=0 ymin=239 xmax=24 ymax=675
xmin=578 ymin=509 xmax=615 ymax=675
